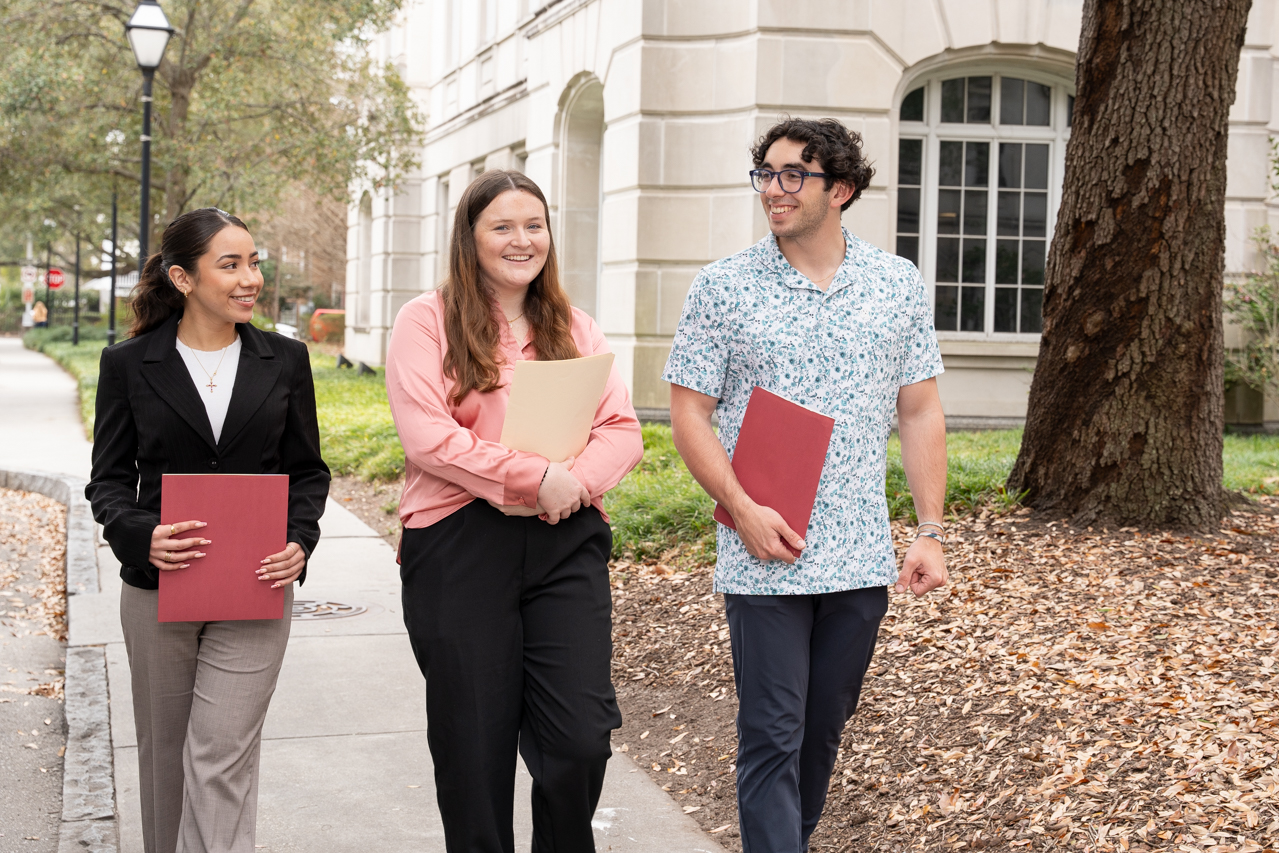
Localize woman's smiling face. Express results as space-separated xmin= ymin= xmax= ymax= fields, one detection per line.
xmin=473 ymin=189 xmax=550 ymax=298
xmin=170 ymin=226 xmax=263 ymax=325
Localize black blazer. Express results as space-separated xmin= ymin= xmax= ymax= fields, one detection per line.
xmin=86 ymin=312 xmax=330 ymax=590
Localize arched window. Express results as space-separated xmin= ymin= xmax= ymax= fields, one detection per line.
xmin=896 ymin=71 xmax=1073 ymax=338
xmin=558 ymin=76 xmax=604 ymax=318
xmin=356 ymin=192 xmax=373 ymax=329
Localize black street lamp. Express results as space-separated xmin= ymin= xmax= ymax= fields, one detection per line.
xmin=108 ymin=192 xmax=119 ymax=346
xmin=124 ymin=0 xmax=173 ymax=266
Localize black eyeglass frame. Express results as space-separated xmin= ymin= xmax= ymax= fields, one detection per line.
xmin=749 ymin=169 xmax=831 ymax=193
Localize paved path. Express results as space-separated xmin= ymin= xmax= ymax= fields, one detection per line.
xmin=0 ymin=335 xmax=726 ymax=853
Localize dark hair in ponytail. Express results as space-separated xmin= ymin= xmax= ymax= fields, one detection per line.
xmin=129 ymin=207 xmax=250 ymax=337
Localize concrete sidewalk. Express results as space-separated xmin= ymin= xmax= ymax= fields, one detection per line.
xmin=0 ymin=336 xmax=726 ymax=853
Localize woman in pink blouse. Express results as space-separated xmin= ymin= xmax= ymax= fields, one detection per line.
xmin=385 ymin=170 xmax=643 ymax=853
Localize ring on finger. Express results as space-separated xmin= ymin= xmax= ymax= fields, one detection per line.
xmin=170 ymin=524 xmax=177 ymax=537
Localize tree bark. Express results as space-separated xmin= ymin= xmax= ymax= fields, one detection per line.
xmin=1006 ymin=0 xmax=1250 ymax=529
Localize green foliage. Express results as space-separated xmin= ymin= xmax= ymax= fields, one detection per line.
xmin=0 ymin=0 xmax=424 ymax=257
xmin=887 ymin=429 xmax=1026 ymax=520
xmin=1225 ymin=229 xmax=1279 ymax=399
xmin=308 ymin=353 xmax=403 ymax=481
xmin=1222 ymin=433 xmax=1279 ymax=494
xmin=604 ymin=425 xmax=717 ymax=562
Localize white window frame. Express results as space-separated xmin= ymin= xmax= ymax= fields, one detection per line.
xmin=897 ymin=67 xmax=1074 ymax=342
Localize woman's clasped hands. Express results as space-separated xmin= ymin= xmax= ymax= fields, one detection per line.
xmin=148 ymin=520 xmax=306 ymax=587
xmin=487 ymin=456 xmax=591 ymax=524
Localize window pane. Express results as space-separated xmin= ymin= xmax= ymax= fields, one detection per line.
xmin=939 ymin=141 xmax=963 ymax=186
xmin=897 ymin=187 xmax=920 ymax=233
xmin=966 ymin=77 xmax=991 ymax=123
xmin=997 ymin=192 xmax=1020 ymax=236
xmin=898 ymin=139 xmax=923 ymax=185
xmin=961 ymin=238 xmax=986 ymax=283
xmin=936 ymin=237 xmax=960 ymax=282
xmin=963 ymin=189 xmax=987 ymax=235
xmin=1022 ymin=240 xmax=1046 ymax=285
xmin=994 ymin=287 xmax=1018 ymax=332
xmin=1024 ymin=144 xmax=1050 ymax=189
xmin=941 ymin=79 xmax=965 ymax=123
xmin=965 ymin=142 xmax=989 ymax=187
xmin=901 ymin=87 xmax=925 ymax=122
xmin=896 ymin=235 xmax=919 ymax=265
xmin=1001 ymin=77 xmax=1024 ymax=125
xmin=1026 ymin=82 xmax=1051 ymax=126
xmin=960 ymin=286 xmax=986 ymax=332
xmin=935 ymin=285 xmax=959 ymax=330
xmin=1023 ymin=193 xmax=1048 ymax=238
xmin=995 ymin=239 xmax=1019 ymax=283
xmin=937 ymin=189 xmax=961 ymax=235
xmin=998 ymin=143 xmax=1022 ymax=189
xmin=1020 ymin=287 xmax=1044 ymax=333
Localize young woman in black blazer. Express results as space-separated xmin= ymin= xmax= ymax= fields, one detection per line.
xmin=86 ymin=208 xmax=329 ymax=853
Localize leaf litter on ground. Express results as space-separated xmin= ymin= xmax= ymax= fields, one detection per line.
xmin=608 ymin=498 xmax=1279 ymax=853
xmin=0 ymin=488 xmax=67 ymax=700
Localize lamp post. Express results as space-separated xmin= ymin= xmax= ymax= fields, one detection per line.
xmin=108 ymin=192 xmax=118 ymax=346
xmin=124 ymin=0 xmax=173 ymax=266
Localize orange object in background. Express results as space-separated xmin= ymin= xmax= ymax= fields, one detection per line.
xmin=309 ymin=309 xmax=345 ymax=342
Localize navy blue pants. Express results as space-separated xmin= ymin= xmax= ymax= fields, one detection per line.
xmin=725 ymin=587 xmax=888 ymax=853
xmin=400 ymin=500 xmax=621 ymax=853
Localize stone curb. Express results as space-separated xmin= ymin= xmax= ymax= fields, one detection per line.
xmin=1 ymin=468 xmax=119 ymax=853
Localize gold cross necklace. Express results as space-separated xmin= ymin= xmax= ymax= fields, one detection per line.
xmin=180 ymin=326 xmax=232 ymax=393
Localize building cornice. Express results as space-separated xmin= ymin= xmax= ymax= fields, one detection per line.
xmin=424 ymin=79 xmax=529 ymax=144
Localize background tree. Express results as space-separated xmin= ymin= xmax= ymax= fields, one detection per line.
xmin=1007 ymin=0 xmax=1251 ymax=528
xmin=0 ymin=0 xmax=421 ymax=270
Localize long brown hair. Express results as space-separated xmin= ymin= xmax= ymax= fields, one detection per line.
xmin=130 ymin=208 xmax=250 ymax=337
xmin=441 ymin=170 xmax=579 ymax=404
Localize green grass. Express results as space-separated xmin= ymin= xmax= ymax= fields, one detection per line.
xmin=26 ymin=333 xmax=1279 ymax=560
xmin=308 ymin=352 xmax=404 ymax=480
xmin=887 ymin=428 xmax=1026 ymax=521
xmin=1223 ymin=433 xmax=1279 ymax=493
xmin=604 ymin=424 xmax=717 ymax=562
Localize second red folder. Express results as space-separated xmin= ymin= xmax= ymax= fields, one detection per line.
xmin=713 ymin=387 xmax=835 ymax=555
xmin=159 ymin=474 xmax=289 ymax=622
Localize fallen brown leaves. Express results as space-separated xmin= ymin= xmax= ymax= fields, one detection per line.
xmin=610 ymin=500 xmax=1279 ymax=853
xmin=0 ymin=488 xmax=68 ymax=701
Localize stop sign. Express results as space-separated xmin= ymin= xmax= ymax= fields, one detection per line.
xmin=47 ymin=268 xmax=65 ymax=289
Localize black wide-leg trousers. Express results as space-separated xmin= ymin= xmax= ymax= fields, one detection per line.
xmin=725 ymin=587 xmax=889 ymax=853
xmin=400 ymin=499 xmax=621 ymax=853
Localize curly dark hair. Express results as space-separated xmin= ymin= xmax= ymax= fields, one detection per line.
xmin=750 ymin=118 xmax=875 ymax=212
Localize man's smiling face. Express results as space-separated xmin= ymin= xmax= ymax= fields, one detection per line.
xmin=758 ymin=137 xmax=838 ymax=240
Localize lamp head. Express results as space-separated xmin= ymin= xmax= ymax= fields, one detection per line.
xmin=125 ymin=0 xmax=173 ymax=71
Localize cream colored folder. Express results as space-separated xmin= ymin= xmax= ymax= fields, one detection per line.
xmin=499 ymin=353 xmax=615 ymax=463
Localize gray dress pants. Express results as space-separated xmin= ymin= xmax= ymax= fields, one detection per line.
xmin=120 ymin=583 xmax=293 ymax=853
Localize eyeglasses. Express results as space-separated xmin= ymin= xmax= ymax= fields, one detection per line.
xmin=749 ymin=169 xmax=829 ymax=193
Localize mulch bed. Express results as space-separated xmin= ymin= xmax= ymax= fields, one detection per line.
xmin=332 ymin=475 xmax=1279 ymax=852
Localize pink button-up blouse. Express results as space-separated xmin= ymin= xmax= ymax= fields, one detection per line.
xmin=385 ymin=291 xmax=644 ymax=530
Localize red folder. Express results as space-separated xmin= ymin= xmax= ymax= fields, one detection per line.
xmin=713 ymin=387 xmax=835 ymax=554
xmin=159 ymin=474 xmax=289 ymax=622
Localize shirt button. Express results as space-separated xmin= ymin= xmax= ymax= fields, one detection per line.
xmin=208 ymin=459 xmax=220 ymax=470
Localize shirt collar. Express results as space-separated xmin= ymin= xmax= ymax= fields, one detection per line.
xmin=752 ymin=228 xmax=861 ymax=294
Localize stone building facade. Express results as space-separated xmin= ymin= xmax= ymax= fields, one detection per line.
xmin=345 ymin=0 xmax=1279 ymax=425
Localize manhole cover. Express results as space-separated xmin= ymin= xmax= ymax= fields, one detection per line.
xmin=292 ymin=599 xmax=368 ymax=620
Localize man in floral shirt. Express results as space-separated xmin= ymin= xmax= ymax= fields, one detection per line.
xmin=664 ymin=118 xmax=949 ymax=852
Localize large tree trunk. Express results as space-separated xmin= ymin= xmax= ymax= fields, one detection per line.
xmin=1007 ymin=0 xmax=1250 ymax=529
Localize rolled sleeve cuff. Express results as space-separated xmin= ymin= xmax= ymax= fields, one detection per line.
xmin=503 ymin=454 xmax=548 ymax=507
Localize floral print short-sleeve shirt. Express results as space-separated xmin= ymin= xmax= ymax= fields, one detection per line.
xmin=662 ymin=229 xmax=944 ymax=595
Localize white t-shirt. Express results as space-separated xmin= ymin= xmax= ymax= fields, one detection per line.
xmin=175 ymin=334 xmax=242 ymax=443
